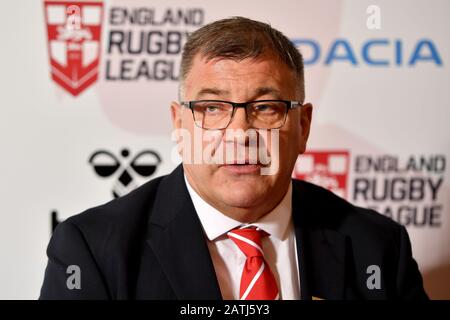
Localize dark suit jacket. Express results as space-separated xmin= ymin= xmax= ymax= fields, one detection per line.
xmin=39 ymin=165 xmax=428 ymax=300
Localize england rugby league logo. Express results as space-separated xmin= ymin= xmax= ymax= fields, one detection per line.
xmin=43 ymin=1 xmax=103 ymax=96
xmin=293 ymin=151 xmax=350 ymax=199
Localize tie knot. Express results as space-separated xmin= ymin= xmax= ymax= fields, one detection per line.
xmin=227 ymin=226 xmax=267 ymax=258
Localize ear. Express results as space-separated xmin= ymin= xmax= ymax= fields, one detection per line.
xmin=298 ymin=103 xmax=313 ymax=154
xmin=171 ymin=101 xmax=182 ymax=130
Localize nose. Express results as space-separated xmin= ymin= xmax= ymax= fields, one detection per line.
xmin=223 ymin=107 xmax=251 ymax=151
xmin=226 ymin=107 xmax=250 ymax=130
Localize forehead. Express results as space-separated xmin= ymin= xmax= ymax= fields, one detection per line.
xmin=183 ymin=52 xmax=298 ymax=99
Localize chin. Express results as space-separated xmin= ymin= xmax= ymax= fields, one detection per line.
xmin=219 ymin=186 xmax=267 ymax=209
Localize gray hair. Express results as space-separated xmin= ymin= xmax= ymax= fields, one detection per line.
xmin=178 ymin=16 xmax=305 ymax=101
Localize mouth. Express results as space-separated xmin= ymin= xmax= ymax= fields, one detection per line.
xmin=219 ymin=162 xmax=264 ymax=174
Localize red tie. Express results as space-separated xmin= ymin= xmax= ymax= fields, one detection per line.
xmin=227 ymin=226 xmax=279 ymax=300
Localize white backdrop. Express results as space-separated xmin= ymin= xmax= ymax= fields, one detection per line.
xmin=0 ymin=0 xmax=449 ymax=299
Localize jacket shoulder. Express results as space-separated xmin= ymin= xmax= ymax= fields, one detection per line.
xmin=58 ymin=174 xmax=167 ymax=258
xmin=293 ymin=179 xmax=428 ymax=299
xmin=68 ymin=174 xmax=165 ymax=227
xmin=292 ymin=179 xmax=402 ymax=237
xmin=42 ymin=172 xmax=173 ymax=299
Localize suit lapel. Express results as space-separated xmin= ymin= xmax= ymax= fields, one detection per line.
xmin=292 ymin=180 xmax=347 ymax=300
xmin=146 ymin=165 xmax=222 ymax=299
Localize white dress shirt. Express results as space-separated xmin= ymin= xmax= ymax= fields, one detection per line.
xmin=184 ymin=176 xmax=301 ymax=300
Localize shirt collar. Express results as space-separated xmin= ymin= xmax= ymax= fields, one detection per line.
xmin=184 ymin=175 xmax=292 ymax=241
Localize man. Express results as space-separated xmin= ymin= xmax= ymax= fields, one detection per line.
xmin=40 ymin=17 xmax=428 ymax=300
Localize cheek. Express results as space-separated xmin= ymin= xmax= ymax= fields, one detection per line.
xmin=179 ymin=113 xmax=199 ymax=160
xmin=181 ymin=111 xmax=194 ymax=130
xmin=285 ymin=113 xmax=302 ymax=150
xmin=278 ymin=120 xmax=303 ymax=167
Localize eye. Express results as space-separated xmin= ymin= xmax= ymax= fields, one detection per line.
xmin=206 ymin=105 xmax=222 ymax=113
xmin=194 ymin=102 xmax=230 ymax=115
xmin=253 ymin=103 xmax=278 ymax=113
xmin=255 ymin=104 xmax=271 ymax=112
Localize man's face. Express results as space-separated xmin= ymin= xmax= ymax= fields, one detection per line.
xmin=171 ymin=52 xmax=312 ymax=221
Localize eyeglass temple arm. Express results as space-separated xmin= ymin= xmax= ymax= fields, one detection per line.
xmin=290 ymin=101 xmax=303 ymax=109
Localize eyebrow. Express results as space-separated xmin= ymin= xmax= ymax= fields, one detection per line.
xmin=196 ymin=88 xmax=229 ymax=99
xmin=195 ymin=86 xmax=283 ymax=100
xmin=254 ymin=87 xmax=282 ymax=100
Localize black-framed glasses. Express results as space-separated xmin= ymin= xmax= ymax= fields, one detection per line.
xmin=180 ymin=100 xmax=302 ymax=130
